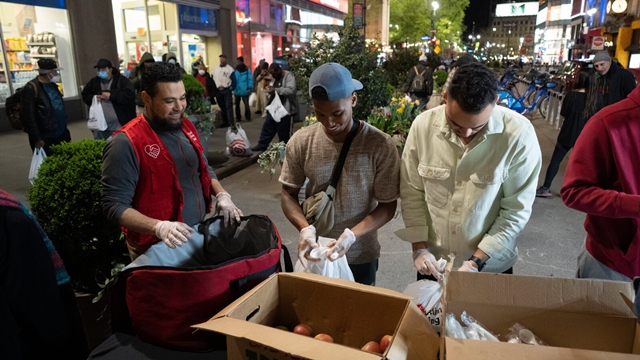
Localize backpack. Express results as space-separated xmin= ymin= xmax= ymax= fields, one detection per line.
xmin=410 ymin=66 xmax=428 ymax=93
xmin=4 ymin=80 xmax=37 ymax=131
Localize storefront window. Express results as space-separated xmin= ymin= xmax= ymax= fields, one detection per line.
xmin=113 ymin=0 xmax=220 ymax=77
xmin=0 ymin=0 xmax=78 ymax=105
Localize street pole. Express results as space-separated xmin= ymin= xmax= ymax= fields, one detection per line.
xmin=363 ymin=0 xmax=367 ymax=41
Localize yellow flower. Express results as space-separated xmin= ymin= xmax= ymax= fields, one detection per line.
xmin=413 ymin=100 xmax=420 ymax=106
xmin=392 ymin=97 xmax=398 ymax=102
xmin=397 ymin=105 xmax=405 ymax=114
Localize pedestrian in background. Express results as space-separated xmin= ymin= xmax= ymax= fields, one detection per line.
xmin=20 ymin=59 xmax=70 ymax=156
xmin=195 ymin=63 xmax=217 ymax=104
xmin=403 ymin=54 xmax=432 ymax=112
xmin=213 ymin=54 xmax=236 ymax=128
xmin=163 ymin=52 xmax=186 ymax=74
xmin=255 ymin=62 xmax=272 ymax=117
xmin=233 ymin=56 xmax=253 ymax=123
xmin=81 ymin=58 xmax=136 ymax=140
xmin=593 ymin=51 xmax=636 ymax=107
xmin=129 ymin=52 xmax=155 ymax=115
xmin=536 ymin=69 xmax=602 ymax=198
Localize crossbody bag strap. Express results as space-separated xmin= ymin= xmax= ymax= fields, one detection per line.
xmin=329 ymin=119 xmax=360 ymax=189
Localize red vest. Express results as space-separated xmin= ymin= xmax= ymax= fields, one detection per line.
xmin=116 ymin=114 xmax=212 ymax=247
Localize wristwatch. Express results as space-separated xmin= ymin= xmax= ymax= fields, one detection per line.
xmin=469 ymin=255 xmax=486 ymax=271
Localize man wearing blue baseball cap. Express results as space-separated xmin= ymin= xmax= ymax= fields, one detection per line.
xmin=279 ymin=62 xmax=400 ymax=285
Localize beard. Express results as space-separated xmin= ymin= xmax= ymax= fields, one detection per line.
xmin=147 ymin=112 xmax=184 ymax=132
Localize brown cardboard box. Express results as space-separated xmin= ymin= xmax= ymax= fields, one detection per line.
xmin=443 ymin=272 xmax=640 ymax=359
xmin=193 ymin=272 xmax=439 ymax=360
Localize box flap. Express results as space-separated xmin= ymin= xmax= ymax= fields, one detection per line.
xmin=280 ymin=272 xmax=413 ymax=300
xmin=194 ymin=317 xmax=381 ymax=359
xmin=446 ymin=272 xmax=635 ymax=317
xmin=445 ymin=337 xmax=640 ymax=360
xmin=207 ymin=273 xmax=279 ymax=321
xmin=387 ymin=302 xmax=439 ymax=360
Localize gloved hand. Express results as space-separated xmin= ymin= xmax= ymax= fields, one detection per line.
xmin=413 ymin=248 xmax=445 ymax=280
xmin=457 ymin=260 xmax=479 ymax=273
xmin=155 ymin=220 xmax=194 ymax=249
xmin=298 ymin=225 xmax=318 ymax=269
xmin=328 ymin=228 xmax=356 ymax=261
xmin=215 ymin=192 xmax=243 ymax=227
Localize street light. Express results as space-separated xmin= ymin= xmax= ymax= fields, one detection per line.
xmin=431 ymin=1 xmax=439 ymax=36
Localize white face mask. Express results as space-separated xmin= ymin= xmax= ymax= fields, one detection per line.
xmin=49 ymin=72 xmax=59 ymax=83
xmin=198 ymin=69 xmax=206 ymax=75
xmin=168 ymin=59 xmax=176 ymax=64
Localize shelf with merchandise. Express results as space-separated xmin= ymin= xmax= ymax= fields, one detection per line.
xmin=28 ymin=42 xmax=55 ymax=46
xmin=30 ymin=54 xmax=56 ymax=58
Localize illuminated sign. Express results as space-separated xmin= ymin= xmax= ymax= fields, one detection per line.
xmin=495 ymin=2 xmax=539 ymax=16
xmin=309 ymin=0 xmax=348 ymax=13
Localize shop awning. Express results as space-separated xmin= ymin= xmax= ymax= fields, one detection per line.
xmin=625 ymin=44 xmax=640 ymax=53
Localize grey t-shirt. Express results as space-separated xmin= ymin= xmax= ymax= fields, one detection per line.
xmin=100 ymin=78 xmax=121 ymax=131
xmin=102 ymin=126 xmax=217 ymax=227
xmin=279 ymin=121 xmax=401 ymax=264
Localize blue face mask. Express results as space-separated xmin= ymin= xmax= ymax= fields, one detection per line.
xmin=168 ymin=59 xmax=176 ymax=65
xmin=97 ymin=71 xmax=109 ymax=79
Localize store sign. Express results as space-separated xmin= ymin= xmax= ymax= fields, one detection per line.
xmin=308 ymin=0 xmax=348 ymax=13
xmin=604 ymin=41 xmax=614 ymax=47
xmin=495 ymin=2 xmax=538 ymax=17
xmin=10 ymin=0 xmax=65 ymax=9
xmin=178 ymin=5 xmax=218 ymax=35
xmin=591 ymin=36 xmax=605 ymax=50
xmin=352 ymin=3 xmax=364 ymax=29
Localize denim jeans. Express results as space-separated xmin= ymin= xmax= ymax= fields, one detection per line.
xmin=234 ymin=95 xmax=251 ymax=122
xmin=215 ymin=88 xmax=235 ymax=128
xmin=255 ymin=112 xmax=291 ymax=150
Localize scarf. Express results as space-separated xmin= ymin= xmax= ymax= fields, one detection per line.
xmin=0 ymin=190 xmax=70 ymax=286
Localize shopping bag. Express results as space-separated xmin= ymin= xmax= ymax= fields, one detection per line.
xmin=294 ymin=236 xmax=355 ymax=281
xmin=249 ymin=92 xmax=257 ymax=108
xmin=28 ymin=148 xmax=47 ymax=185
xmin=225 ymin=124 xmax=252 ymax=157
xmin=404 ymin=279 xmax=444 ymax=331
xmin=265 ymin=92 xmax=289 ymax=123
xmin=87 ymin=96 xmax=108 ymax=131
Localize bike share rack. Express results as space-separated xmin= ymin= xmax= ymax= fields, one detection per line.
xmin=511 ymin=76 xmax=564 ymax=130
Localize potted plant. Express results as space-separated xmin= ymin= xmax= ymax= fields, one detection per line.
xmin=27 ymin=139 xmax=130 ymax=349
xmin=366 ymin=94 xmax=420 ymax=151
xmin=183 ymin=74 xmax=215 ymax=154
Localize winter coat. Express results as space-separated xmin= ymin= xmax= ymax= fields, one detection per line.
xmin=233 ymin=66 xmax=254 ymax=97
xmin=598 ymin=63 xmax=637 ymax=106
xmin=81 ymin=71 xmax=136 ymax=126
xmin=130 ymin=52 xmax=155 ymax=107
xmin=20 ymin=78 xmax=59 ymax=140
xmin=403 ymin=60 xmax=433 ymax=97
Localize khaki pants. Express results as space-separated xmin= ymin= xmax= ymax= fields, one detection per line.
xmin=126 ymin=238 xmax=151 ymax=261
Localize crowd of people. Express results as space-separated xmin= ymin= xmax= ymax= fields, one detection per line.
xmin=4 ymin=49 xmax=640 ymax=357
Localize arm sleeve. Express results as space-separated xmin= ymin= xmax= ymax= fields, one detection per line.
xmin=248 ymin=72 xmax=254 ymax=90
xmin=477 ymin=125 xmax=542 ymax=262
xmin=109 ymin=77 xmax=136 ymax=105
xmin=230 ymin=72 xmax=237 ymax=91
xmin=396 ymin=121 xmax=431 ymax=243
xmin=276 ymin=73 xmax=296 ymax=96
xmin=101 ymin=133 xmax=140 ymax=225
xmin=278 ymin=135 xmax=306 ymax=189
xmin=403 ymin=68 xmax=415 ymax=93
xmin=81 ymin=79 xmax=95 ymax=106
xmin=561 ymin=117 xmax=640 ymax=218
xmin=373 ymin=135 xmax=401 ymax=203
xmin=20 ymin=82 xmax=40 ymax=141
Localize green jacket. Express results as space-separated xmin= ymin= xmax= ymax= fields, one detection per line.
xmin=130 ymin=52 xmax=155 ymax=107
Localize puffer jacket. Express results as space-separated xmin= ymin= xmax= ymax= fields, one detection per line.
xmin=233 ymin=66 xmax=254 ymax=97
xmin=20 ymin=78 xmax=58 ymax=140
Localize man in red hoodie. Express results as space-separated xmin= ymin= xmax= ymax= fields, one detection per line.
xmin=561 ymin=86 xmax=640 ymax=281
xmin=102 ymin=62 xmax=243 ymax=260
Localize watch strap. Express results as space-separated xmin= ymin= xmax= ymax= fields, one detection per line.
xmin=469 ymin=255 xmax=486 ymax=271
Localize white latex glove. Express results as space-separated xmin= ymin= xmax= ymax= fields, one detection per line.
xmin=328 ymin=228 xmax=356 ymax=261
xmin=215 ymin=192 xmax=243 ymax=227
xmin=298 ymin=225 xmax=318 ymax=269
xmin=413 ymin=248 xmax=445 ymax=280
xmin=457 ymin=260 xmax=479 ymax=272
xmin=154 ymin=220 xmax=194 ymax=249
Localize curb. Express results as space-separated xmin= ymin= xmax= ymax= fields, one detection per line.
xmin=213 ymin=152 xmax=262 ymax=180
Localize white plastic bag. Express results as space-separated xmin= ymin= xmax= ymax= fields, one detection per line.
xmin=29 ymin=148 xmax=47 ymax=185
xmin=265 ymin=91 xmax=289 ymax=123
xmin=294 ymin=236 xmax=355 ymax=281
xmin=404 ymin=279 xmax=444 ymax=332
xmin=225 ymin=124 xmax=252 ymax=157
xmin=249 ymin=92 xmax=257 ymax=107
xmin=87 ymin=96 xmax=108 ymax=131
xmin=445 ymin=313 xmax=467 ymax=339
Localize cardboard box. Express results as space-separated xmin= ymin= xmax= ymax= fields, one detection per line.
xmin=193 ymin=272 xmax=440 ymax=360
xmin=443 ymin=271 xmax=640 ymax=359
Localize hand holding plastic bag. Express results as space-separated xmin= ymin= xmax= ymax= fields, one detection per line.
xmin=458 ymin=260 xmax=479 ymax=272
xmin=413 ymin=248 xmax=446 ymax=280
xmin=294 ymin=236 xmax=354 ymax=281
xmin=327 ymin=228 xmax=355 ymax=261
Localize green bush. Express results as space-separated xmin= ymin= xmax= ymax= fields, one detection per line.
xmin=183 ymin=73 xmax=214 ymax=137
xmin=290 ymin=20 xmax=390 ymax=120
xmin=27 ymin=139 xmax=128 ymax=293
xmin=433 ymin=70 xmax=448 ymax=87
xmin=381 ymin=47 xmax=421 ymax=89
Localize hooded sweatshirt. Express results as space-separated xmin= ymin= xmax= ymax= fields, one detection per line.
xmin=130 ymin=52 xmax=155 ymax=107
xmin=598 ymin=62 xmax=637 ymax=107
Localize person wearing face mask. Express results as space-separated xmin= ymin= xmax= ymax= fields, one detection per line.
xmin=397 ymin=63 xmax=541 ymax=281
xmin=194 ymin=63 xmax=217 ymax=104
xmin=20 ymin=59 xmax=70 ymax=156
xmin=102 ymin=63 xmax=243 ymax=261
xmin=129 ymin=52 xmax=156 ymax=115
xmin=81 ymin=58 xmax=136 ymax=139
xmin=163 ymin=52 xmax=186 ymax=74
xmin=279 ymin=63 xmax=400 ymax=285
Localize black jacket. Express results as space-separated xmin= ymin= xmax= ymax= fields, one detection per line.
xmin=196 ymin=72 xmax=217 ymax=102
xmin=598 ymin=63 xmax=637 ymax=106
xmin=404 ymin=60 xmax=433 ymax=97
xmin=81 ymin=72 xmax=136 ymax=126
xmin=20 ymin=78 xmax=59 ymax=140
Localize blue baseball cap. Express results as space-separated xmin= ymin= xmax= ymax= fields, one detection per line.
xmin=309 ymin=62 xmax=363 ymax=101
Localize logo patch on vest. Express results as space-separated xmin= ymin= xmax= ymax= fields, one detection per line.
xmin=144 ymin=144 xmax=161 ymax=159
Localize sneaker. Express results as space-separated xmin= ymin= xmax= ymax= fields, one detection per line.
xmin=536 ymin=186 xmax=552 ymax=198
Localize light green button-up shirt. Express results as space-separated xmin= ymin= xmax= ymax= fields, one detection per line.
xmin=396 ymin=105 xmax=542 ymax=272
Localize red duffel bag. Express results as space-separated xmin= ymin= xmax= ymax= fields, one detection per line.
xmin=111 ymin=215 xmax=292 ymax=352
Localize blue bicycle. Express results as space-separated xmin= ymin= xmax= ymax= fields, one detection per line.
xmin=498 ymin=80 xmax=556 ymax=118
xmin=498 ymin=80 xmax=538 ymax=107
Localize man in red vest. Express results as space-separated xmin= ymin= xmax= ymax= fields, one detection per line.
xmin=102 ymin=62 xmax=243 ymax=260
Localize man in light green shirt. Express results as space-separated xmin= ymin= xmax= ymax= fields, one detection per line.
xmin=397 ymin=63 xmax=541 ymax=280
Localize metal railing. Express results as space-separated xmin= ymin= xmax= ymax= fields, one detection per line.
xmin=508 ymin=76 xmax=564 ymax=130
